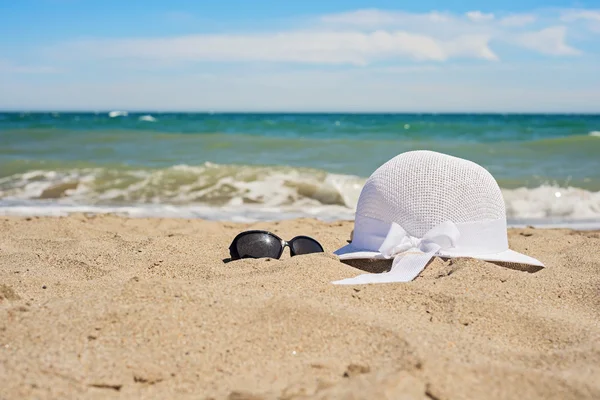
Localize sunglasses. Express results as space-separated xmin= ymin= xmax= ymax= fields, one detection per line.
xmin=229 ymin=230 xmax=324 ymax=260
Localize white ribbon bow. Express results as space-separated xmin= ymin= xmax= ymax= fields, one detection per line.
xmin=332 ymin=221 xmax=460 ymax=285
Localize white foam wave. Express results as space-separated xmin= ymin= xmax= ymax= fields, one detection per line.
xmin=139 ymin=115 xmax=157 ymax=122
xmin=589 ymin=131 xmax=600 ymax=137
xmin=502 ymin=185 xmax=600 ymax=220
xmin=0 ymin=200 xmax=355 ymax=223
xmin=1 ymin=198 xmax=599 ymax=228
xmin=0 ymin=164 xmax=365 ymax=209
xmin=108 ymin=111 xmax=128 ymax=118
xmin=1 ymin=165 xmax=599 ymax=226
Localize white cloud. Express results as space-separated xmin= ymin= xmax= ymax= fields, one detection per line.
xmin=561 ymin=9 xmax=600 ymax=22
xmin=561 ymin=9 xmax=600 ymax=33
xmin=317 ymin=9 xmax=582 ymax=59
xmin=515 ymin=26 xmax=581 ymax=56
xmin=53 ymin=30 xmax=497 ymax=65
xmin=32 ymin=7 xmax=596 ymax=74
xmin=499 ymin=14 xmax=537 ymax=27
xmin=444 ymin=35 xmax=498 ymax=60
xmin=466 ymin=11 xmax=495 ymax=22
xmin=319 ymin=9 xmax=452 ymax=28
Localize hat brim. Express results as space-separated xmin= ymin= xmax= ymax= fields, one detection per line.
xmin=334 ymin=243 xmax=544 ymax=267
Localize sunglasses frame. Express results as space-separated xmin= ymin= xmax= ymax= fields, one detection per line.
xmin=229 ymin=230 xmax=324 ymax=260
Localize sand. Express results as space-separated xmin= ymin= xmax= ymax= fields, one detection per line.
xmin=0 ymin=215 xmax=599 ymax=399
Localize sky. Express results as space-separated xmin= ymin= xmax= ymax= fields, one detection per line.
xmin=1 ymin=0 xmax=600 ymax=112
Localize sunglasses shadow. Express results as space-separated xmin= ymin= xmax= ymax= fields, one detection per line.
xmin=222 ymin=257 xmax=278 ymax=264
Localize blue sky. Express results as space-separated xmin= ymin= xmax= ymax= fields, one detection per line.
xmin=1 ymin=0 xmax=600 ymax=112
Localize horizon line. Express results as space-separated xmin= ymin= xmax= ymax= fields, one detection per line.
xmin=1 ymin=109 xmax=600 ymax=115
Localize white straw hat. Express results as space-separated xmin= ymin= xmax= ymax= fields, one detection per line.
xmin=333 ymin=150 xmax=544 ymax=285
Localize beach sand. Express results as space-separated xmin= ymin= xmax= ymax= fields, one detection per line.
xmin=0 ymin=215 xmax=599 ymax=399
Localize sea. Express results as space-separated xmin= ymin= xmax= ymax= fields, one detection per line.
xmin=1 ymin=112 xmax=599 ymax=228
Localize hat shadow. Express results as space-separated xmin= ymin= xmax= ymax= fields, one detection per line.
xmin=487 ymin=261 xmax=544 ymax=273
xmin=341 ymin=259 xmax=393 ymax=274
xmin=340 ymin=256 xmax=543 ymax=275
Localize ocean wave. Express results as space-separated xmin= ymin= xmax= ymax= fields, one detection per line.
xmin=503 ymin=186 xmax=600 ymax=220
xmin=108 ymin=111 xmax=128 ymax=118
xmin=0 ymin=162 xmax=364 ymax=209
xmin=0 ymin=162 xmax=599 ymax=222
xmin=0 ymin=200 xmax=356 ymax=222
xmin=589 ymin=131 xmax=600 ymax=137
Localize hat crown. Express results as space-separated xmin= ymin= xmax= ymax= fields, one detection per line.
xmin=356 ymin=150 xmax=506 ymax=237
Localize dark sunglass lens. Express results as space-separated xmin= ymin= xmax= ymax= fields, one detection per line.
xmin=232 ymin=233 xmax=282 ymax=259
xmin=290 ymin=237 xmax=324 ymax=256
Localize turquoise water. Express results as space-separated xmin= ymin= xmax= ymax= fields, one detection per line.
xmin=1 ymin=112 xmax=599 ymax=224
